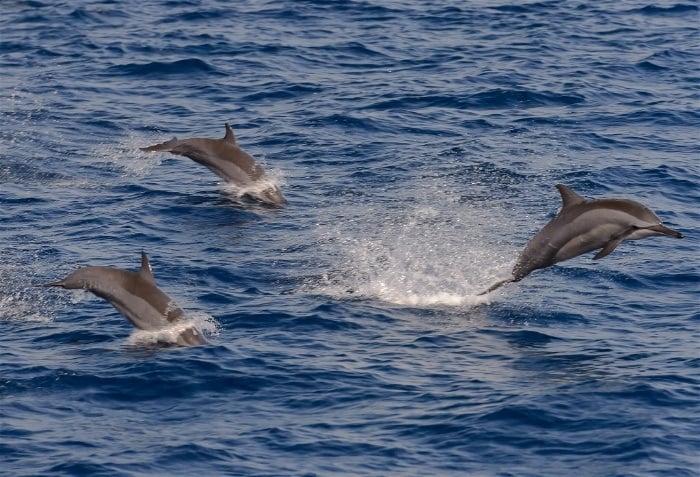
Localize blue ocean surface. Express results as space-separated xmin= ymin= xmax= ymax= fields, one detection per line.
xmin=1 ymin=0 xmax=698 ymax=475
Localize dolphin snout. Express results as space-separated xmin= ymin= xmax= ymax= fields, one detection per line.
xmin=35 ymin=281 xmax=66 ymax=288
xmin=650 ymin=224 xmax=683 ymax=239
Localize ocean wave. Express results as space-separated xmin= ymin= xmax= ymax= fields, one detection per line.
xmin=108 ymin=58 xmax=221 ymax=77
xmin=365 ymin=88 xmax=585 ymax=112
xmin=628 ymin=4 xmax=699 ymax=16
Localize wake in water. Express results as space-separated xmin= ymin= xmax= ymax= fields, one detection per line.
xmin=308 ymin=202 xmax=515 ymax=307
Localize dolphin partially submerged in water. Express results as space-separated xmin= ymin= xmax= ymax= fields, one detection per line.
xmin=39 ymin=252 xmax=206 ymax=346
xmin=141 ymin=123 xmax=285 ymax=206
xmin=479 ymin=184 xmax=683 ymax=295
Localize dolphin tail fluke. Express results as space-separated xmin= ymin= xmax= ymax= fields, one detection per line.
xmin=477 ymin=277 xmax=514 ymax=296
xmin=140 ymin=137 xmax=179 ymax=152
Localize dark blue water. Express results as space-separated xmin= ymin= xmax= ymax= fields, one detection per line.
xmin=1 ymin=1 xmax=698 ymax=475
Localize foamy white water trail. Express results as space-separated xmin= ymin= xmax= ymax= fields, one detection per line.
xmin=220 ymin=174 xmax=285 ymax=202
xmin=126 ymin=312 xmax=219 ymax=347
xmin=311 ymin=201 xmax=516 ymax=307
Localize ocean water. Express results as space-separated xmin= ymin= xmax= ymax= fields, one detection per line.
xmin=1 ymin=0 xmax=698 ymax=475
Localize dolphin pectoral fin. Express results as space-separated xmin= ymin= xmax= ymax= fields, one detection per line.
xmin=593 ymin=225 xmax=640 ymax=260
xmin=593 ymin=236 xmax=626 ymax=260
xmin=477 ymin=277 xmax=514 ymax=296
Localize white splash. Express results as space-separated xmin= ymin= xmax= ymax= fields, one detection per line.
xmin=308 ymin=202 xmax=516 ymax=308
xmin=0 ymin=291 xmax=54 ymax=323
xmin=219 ymin=160 xmax=286 ymax=202
xmin=91 ymin=132 xmax=164 ymax=177
xmin=0 ymin=254 xmax=55 ymax=323
xmin=125 ymin=312 xmax=220 ymax=347
xmin=219 ymin=177 xmax=282 ymax=200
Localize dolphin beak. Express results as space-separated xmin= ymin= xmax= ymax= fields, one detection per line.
xmin=649 ymin=224 xmax=683 ymax=239
xmin=35 ymin=281 xmax=66 ymax=288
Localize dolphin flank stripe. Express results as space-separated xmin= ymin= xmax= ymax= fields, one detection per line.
xmin=478 ymin=184 xmax=683 ymax=295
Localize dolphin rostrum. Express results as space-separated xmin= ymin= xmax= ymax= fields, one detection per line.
xmin=39 ymin=252 xmax=206 ymax=346
xmin=140 ymin=123 xmax=286 ymax=206
xmin=479 ymin=184 xmax=683 ymax=295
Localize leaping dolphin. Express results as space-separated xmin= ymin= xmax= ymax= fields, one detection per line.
xmin=140 ymin=123 xmax=286 ymax=206
xmin=38 ymin=252 xmax=206 ymax=346
xmin=479 ymin=184 xmax=683 ymax=295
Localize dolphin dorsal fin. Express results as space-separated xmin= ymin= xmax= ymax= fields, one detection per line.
xmin=139 ymin=251 xmax=156 ymax=284
xmin=556 ymin=184 xmax=586 ymax=208
xmin=223 ymin=123 xmax=237 ymax=144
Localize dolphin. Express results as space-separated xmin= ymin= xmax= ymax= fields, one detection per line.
xmin=140 ymin=123 xmax=286 ymax=206
xmin=479 ymin=184 xmax=683 ymax=295
xmin=38 ymin=252 xmax=206 ymax=346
